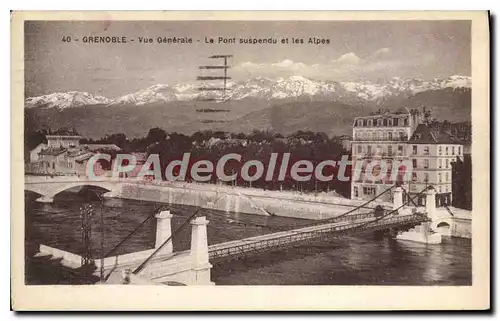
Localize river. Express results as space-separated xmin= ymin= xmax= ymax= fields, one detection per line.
xmin=25 ymin=188 xmax=471 ymax=285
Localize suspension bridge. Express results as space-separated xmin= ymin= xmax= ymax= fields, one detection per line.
xmin=30 ymin=183 xmax=436 ymax=285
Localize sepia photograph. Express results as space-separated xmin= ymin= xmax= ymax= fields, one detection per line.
xmin=11 ymin=11 xmax=490 ymax=310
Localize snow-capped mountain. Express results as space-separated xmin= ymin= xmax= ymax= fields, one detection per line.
xmin=25 ymin=75 xmax=471 ymax=109
xmin=25 ymin=91 xmax=111 ymax=110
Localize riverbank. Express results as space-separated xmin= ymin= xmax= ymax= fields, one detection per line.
xmin=116 ymin=180 xmax=391 ymax=220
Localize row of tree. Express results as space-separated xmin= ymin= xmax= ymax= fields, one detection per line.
xmin=25 ymin=127 xmax=352 ymax=196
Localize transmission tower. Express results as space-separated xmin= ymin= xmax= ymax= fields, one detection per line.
xmin=79 ymin=204 xmax=94 ymax=268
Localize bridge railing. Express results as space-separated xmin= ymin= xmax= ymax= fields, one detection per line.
xmin=209 ymin=213 xmax=428 ymax=262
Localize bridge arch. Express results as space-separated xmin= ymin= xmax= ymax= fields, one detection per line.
xmin=25 ymin=180 xmax=118 ymax=203
xmin=431 ymin=218 xmax=454 ymax=236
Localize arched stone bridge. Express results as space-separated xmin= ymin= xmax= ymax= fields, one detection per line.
xmin=24 ymin=175 xmax=123 ymax=203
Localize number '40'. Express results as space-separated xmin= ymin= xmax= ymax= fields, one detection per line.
xmin=61 ymin=36 xmax=72 ymax=42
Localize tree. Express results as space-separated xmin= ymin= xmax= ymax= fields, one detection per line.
xmin=146 ymin=127 xmax=167 ymax=144
xmin=104 ymin=133 xmax=127 ymax=149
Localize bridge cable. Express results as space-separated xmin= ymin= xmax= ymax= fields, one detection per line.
xmin=204 ymin=210 xmax=286 ymax=231
xmin=101 ymin=205 xmax=164 ymax=281
xmin=315 ymin=184 xmax=395 ymax=223
xmin=399 ymin=185 xmax=420 ymax=208
xmin=345 ymin=186 xmax=432 ymax=232
xmin=132 ymin=208 xmax=202 ymax=275
xmin=102 ymin=207 xmax=161 ymax=258
xmin=281 ymin=184 xmax=396 ymax=230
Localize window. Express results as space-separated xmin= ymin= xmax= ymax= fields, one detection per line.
xmin=423 ymin=146 xmax=429 ymax=155
xmin=383 ymin=119 xmax=388 ymax=126
xmin=439 ymin=146 xmax=443 ymax=155
xmin=412 ymin=145 xmax=417 ymax=155
xmin=363 ymin=186 xmax=376 ymax=195
xmin=446 ymin=159 xmax=450 ymax=168
xmin=354 ymin=187 xmax=359 ymax=197
xmin=387 ymin=145 xmax=393 ymax=156
xmin=399 ymin=132 xmax=405 ymax=140
xmin=388 ymin=119 xmax=393 ymax=126
xmin=424 ymin=173 xmax=429 ymax=183
xmin=403 ymin=117 xmax=409 ymax=126
xmin=446 ymin=172 xmax=449 ymax=182
xmin=445 ymin=147 xmax=449 ymax=155
xmin=438 ymin=173 xmax=442 ymax=183
xmin=398 ymin=145 xmax=404 ymax=154
xmin=458 ymin=146 xmax=462 ymax=155
xmin=438 ymin=159 xmax=442 ymax=168
xmin=412 ymin=159 xmax=417 ymax=169
xmin=367 ymin=119 xmax=373 ymax=127
xmin=357 ymin=119 xmax=363 ymax=127
xmin=424 ymin=159 xmax=429 ymax=169
xmin=357 ymin=145 xmax=362 ymax=154
xmin=412 ymin=172 xmax=417 ymax=181
xmin=367 ymin=145 xmax=372 ymax=155
xmin=393 ymin=118 xmax=398 ymax=126
xmin=452 ymin=146 xmax=455 ymax=155
xmin=438 ymin=186 xmax=442 ymax=193
xmin=377 ymin=119 xmax=383 ymax=126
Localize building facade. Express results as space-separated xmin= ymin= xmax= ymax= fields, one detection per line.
xmin=406 ymin=124 xmax=464 ymax=206
xmin=351 ymin=108 xmax=463 ymax=207
xmin=26 ymin=135 xmax=121 ymax=176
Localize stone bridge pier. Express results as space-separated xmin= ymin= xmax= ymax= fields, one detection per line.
xmin=102 ymin=211 xmax=213 ymax=285
xmin=395 ymin=187 xmax=454 ymax=244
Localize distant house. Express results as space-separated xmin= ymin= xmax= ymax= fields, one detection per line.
xmin=26 ymin=135 xmax=122 ymax=176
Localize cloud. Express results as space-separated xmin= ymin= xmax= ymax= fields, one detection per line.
xmin=333 ymin=52 xmax=361 ymax=65
xmin=233 ymin=47 xmax=429 ymax=81
xmin=370 ymin=47 xmax=391 ymax=58
xmin=234 ymin=59 xmax=319 ymax=77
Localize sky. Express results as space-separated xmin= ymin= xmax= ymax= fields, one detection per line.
xmin=24 ymin=20 xmax=471 ymax=98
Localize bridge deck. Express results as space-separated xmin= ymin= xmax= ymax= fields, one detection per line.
xmin=208 ymin=212 xmax=428 ymax=263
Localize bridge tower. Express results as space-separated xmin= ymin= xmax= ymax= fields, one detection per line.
xmin=426 ymin=187 xmax=437 ymax=220
xmin=393 ymin=186 xmax=403 ymax=213
xmin=155 ymin=210 xmax=174 ymax=255
xmin=190 ymin=216 xmax=213 ymax=285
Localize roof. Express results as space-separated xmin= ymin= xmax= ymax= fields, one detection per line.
xmin=408 ymin=124 xmax=463 ymax=145
xmin=38 ymin=147 xmax=67 ymax=156
xmin=74 ymin=153 xmax=94 ymax=162
xmin=81 ymin=144 xmax=122 ymax=152
xmin=46 ymin=135 xmax=82 ymax=140
xmin=30 ymin=143 xmax=47 ymax=152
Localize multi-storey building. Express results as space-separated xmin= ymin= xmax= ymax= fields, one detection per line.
xmin=406 ymin=124 xmax=464 ymax=206
xmin=351 ymin=108 xmax=463 ymax=207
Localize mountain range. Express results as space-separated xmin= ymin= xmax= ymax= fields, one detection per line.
xmin=25 ymin=75 xmax=471 ymax=110
xmin=24 ymin=75 xmax=472 ymax=139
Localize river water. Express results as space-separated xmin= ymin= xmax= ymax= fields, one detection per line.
xmin=25 ymin=189 xmax=471 ymax=285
